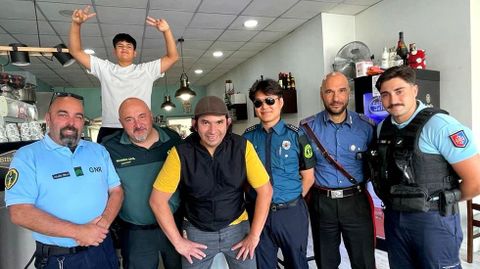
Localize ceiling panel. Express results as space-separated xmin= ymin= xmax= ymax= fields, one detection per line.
xmin=228 ymin=16 xmax=276 ymax=31
xmin=241 ymin=0 xmax=298 ymax=17
xmin=95 ymin=6 xmax=146 ymax=25
xmin=264 ymin=18 xmax=307 ymax=32
xmin=328 ymin=3 xmax=371 ymax=14
xmin=198 ymin=0 xmax=252 ymax=15
xmin=150 ymin=0 xmax=201 ymax=12
xmin=218 ymin=29 xmax=258 ymax=42
xmin=282 ymin=1 xmax=338 ymax=19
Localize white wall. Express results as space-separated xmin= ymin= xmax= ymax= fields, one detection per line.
xmin=356 ymin=0 xmax=472 ymax=127
xmin=321 ymin=13 xmax=356 ymax=74
xmin=471 ymin=0 xmax=480 ymax=144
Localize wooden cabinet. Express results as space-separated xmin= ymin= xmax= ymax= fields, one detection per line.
xmin=282 ymin=89 xmax=297 ymax=113
xmin=229 ymin=103 xmax=247 ymax=120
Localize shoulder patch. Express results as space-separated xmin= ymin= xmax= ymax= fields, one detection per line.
xmin=5 ymin=168 xmax=19 ymax=190
xmin=300 ymin=115 xmax=315 ymax=126
xmin=449 ymin=130 xmax=469 ymax=148
xmin=358 ymin=113 xmax=376 ymax=126
xmin=244 ymin=125 xmax=258 ymax=133
xmin=286 ymin=123 xmax=299 ymax=132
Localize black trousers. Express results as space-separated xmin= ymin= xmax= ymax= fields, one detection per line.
xmin=309 ymin=189 xmax=375 ymax=269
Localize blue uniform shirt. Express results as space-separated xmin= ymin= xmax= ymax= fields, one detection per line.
xmin=5 ymin=135 xmax=121 ymax=247
xmin=301 ymin=110 xmax=374 ymax=188
xmin=243 ymin=119 xmax=315 ymax=203
xmin=378 ymin=101 xmax=478 ymax=163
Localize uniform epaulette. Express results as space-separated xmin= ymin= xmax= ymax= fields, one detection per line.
xmin=286 ymin=123 xmax=299 ymax=132
xmin=358 ymin=113 xmax=376 ymax=126
xmin=299 ymin=115 xmax=315 ymax=126
xmin=244 ymin=124 xmax=258 ymax=133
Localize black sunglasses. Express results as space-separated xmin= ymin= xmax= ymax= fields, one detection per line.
xmin=253 ymin=97 xmax=279 ymax=108
xmin=49 ymin=92 xmax=84 ymax=107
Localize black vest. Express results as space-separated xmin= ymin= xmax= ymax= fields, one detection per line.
xmin=376 ymin=108 xmax=459 ymax=207
xmin=177 ymin=133 xmax=247 ymax=231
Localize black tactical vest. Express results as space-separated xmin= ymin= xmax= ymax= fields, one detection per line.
xmin=375 ymin=108 xmax=459 ymax=210
xmin=177 ymin=132 xmax=247 ymax=231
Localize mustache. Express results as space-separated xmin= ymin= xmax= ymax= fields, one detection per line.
xmin=61 ymin=125 xmax=78 ymax=133
xmin=387 ymin=104 xmax=404 ymax=109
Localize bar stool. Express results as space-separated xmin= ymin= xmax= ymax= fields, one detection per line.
xmin=467 ymin=199 xmax=480 ymax=263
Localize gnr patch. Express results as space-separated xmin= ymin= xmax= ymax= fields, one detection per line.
xmin=5 ymin=168 xmax=19 ymax=190
xmin=449 ymin=130 xmax=469 ymax=148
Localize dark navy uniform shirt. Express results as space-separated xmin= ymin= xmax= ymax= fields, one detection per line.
xmin=243 ymin=119 xmax=315 ymax=203
xmin=300 ymin=110 xmax=374 ymax=189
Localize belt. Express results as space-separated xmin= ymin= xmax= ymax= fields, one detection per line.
xmin=313 ymin=184 xmax=364 ymax=199
xmin=118 ymin=218 xmax=159 ymax=230
xmin=35 ymin=241 xmax=88 ymax=257
xmin=270 ymin=197 xmax=301 ymax=211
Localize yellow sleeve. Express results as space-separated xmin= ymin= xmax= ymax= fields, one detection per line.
xmin=245 ymin=140 xmax=270 ymax=188
xmin=153 ymin=147 xmax=181 ymax=193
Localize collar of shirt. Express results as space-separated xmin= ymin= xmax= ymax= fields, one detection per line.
xmin=391 ymin=100 xmax=425 ymax=129
xmin=43 ymin=133 xmax=85 ymax=152
xmin=319 ymin=110 xmax=353 ymax=127
xmin=262 ymin=119 xmax=287 ymax=135
xmin=119 ymin=124 xmax=171 ymax=147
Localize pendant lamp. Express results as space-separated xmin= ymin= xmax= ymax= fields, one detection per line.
xmin=175 ymin=38 xmax=196 ymax=101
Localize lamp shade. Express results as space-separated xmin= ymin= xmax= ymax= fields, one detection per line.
xmin=175 ymin=77 xmax=196 ymax=101
xmin=53 ymin=44 xmax=76 ymax=67
xmin=161 ymin=96 xmax=176 ymax=111
xmin=9 ymin=43 xmax=30 ymax=66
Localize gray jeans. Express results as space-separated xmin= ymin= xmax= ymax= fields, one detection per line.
xmin=182 ymin=220 xmax=256 ymax=269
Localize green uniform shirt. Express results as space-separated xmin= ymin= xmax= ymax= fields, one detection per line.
xmin=103 ymin=125 xmax=182 ymax=225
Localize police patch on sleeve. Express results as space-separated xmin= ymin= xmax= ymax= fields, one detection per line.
xmin=304 ymin=144 xmax=313 ymax=159
xmin=5 ymin=168 xmax=19 ymax=190
xmin=449 ymin=130 xmax=469 ymax=148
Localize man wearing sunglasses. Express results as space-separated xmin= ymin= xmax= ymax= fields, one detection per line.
xmin=300 ymin=72 xmax=375 ymax=269
xmin=69 ymin=5 xmax=178 ymax=143
xmin=5 ymin=94 xmax=123 ymax=269
xmin=243 ymin=79 xmax=315 ymax=269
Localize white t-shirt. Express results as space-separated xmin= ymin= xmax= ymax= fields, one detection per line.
xmin=89 ymin=55 xmax=163 ymax=128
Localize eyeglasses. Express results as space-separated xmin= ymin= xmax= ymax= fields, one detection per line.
xmin=253 ymin=97 xmax=279 ymax=108
xmin=49 ymin=92 xmax=84 ymax=107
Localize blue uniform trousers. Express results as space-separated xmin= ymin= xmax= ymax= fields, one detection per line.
xmin=384 ymin=209 xmax=462 ymax=269
xmin=309 ymin=189 xmax=375 ymax=269
xmin=255 ymin=198 xmax=309 ymax=269
xmin=34 ymin=234 xmax=118 ymax=269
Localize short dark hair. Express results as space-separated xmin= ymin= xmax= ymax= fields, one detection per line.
xmin=112 ymin=33 xmax=137 ymax=50
xmin=375 ymin=65 xmax=416 ymax=91
xmin=248 ymin=78 xmax=283 ymax=101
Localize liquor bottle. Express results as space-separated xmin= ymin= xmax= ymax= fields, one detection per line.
xmin=381 ymin=47 xmax=389 ymax=69
xmin=290 ymin=76 xmax=296 ymax=91
xmin=286 ymin=73 xmax=291 ymax=90
xmin=396 ymin=32 xmax=408 ymax=65
xmin=278 ymin=78 xmax=283 ymax=88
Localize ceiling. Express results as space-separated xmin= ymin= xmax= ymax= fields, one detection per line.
xmin=0 ymin=0 xmax=381 ymax=88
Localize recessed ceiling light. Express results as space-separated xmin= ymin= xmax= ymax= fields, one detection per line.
xmin=194 ymin=69 xmax=203 ymax=74
xmin=59 ymin=10 xmax=74 ymax=18
xmin=243 ymin=19 xmax=258 ymax=29
xmin=84 ymin=49 xmax=95 ymax=55
xmin=213 ymin=51 xmax=223 ymax=58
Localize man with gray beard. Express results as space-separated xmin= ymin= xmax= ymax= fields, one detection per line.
xmin=102 ymin=98 xmax=183 ymax=269
xmin=5 ymin=93 xmax=123 ymax=269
